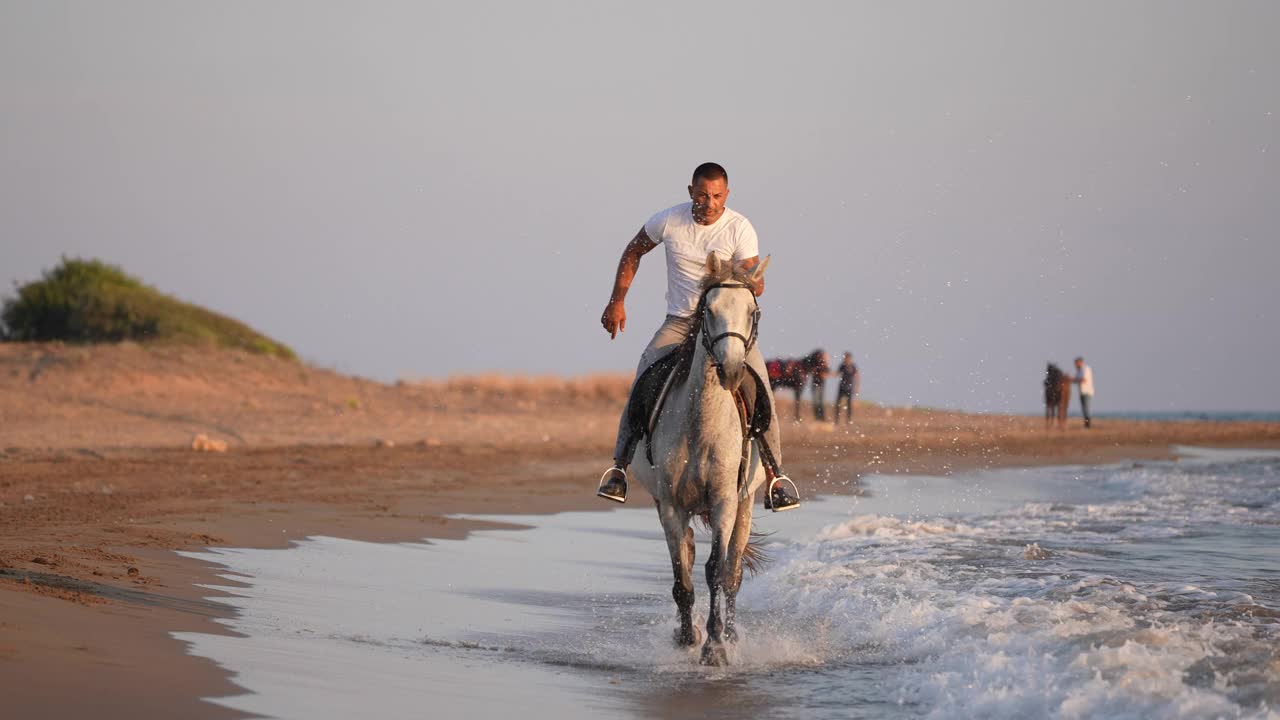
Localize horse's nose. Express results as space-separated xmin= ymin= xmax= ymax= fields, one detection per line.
xmin=718 ymin=361 xmax=745 ymax=391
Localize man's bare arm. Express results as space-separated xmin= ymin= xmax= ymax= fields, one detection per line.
xmin=601 ymin=228 xmax=658 ymax=339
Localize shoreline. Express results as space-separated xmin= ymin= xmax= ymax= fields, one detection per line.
xmin=4 ymin=431 xmax=1280 ymax=718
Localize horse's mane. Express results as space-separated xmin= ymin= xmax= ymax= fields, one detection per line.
xmin=1046 ymin=363 xmax=1064 ymax=385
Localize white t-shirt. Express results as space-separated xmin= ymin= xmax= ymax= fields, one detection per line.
xmin=1076 ymin=365 xmax=1095 ymax=396
xmin=644 ymin=202 xmax=760 ymax=317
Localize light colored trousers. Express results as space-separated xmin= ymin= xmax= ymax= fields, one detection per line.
xmin=613 ymin=315 xmax=783 ymax=468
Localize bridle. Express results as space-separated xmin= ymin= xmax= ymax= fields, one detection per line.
xmin=698 ymin=282 xmax=761 ymax=374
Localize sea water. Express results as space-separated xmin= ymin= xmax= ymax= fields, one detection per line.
xmin=176 ymin=447 xmax=1280 ymax=719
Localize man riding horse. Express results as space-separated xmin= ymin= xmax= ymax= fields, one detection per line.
xmin=596 ymin=162 xmax=800 ymax=512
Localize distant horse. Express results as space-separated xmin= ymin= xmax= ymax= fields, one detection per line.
xmin=766 ymin=349 xmax=827 ymax=421
xmin=1044 ymin=363 xmax=1071 ymax=430
xmin=631 ymin=253 xmax=770 ymax=666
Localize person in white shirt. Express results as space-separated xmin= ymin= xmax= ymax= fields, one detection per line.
xmin=595 ymin=163 xmax=799 ymax=512
xmin=1073 ymin=357 xmax=1095 ymax=429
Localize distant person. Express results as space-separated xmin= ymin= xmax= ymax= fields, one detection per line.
xmin=595 ymin=162 xmax=800 ymax=512
xmin=834 ymin=352 xmax=859 ymax=424
xmin=1072 ymin=356 xmax=1095 ymax=428
xmin=810 ymin=350 xmax=831 ymax=421
xmin=1044 ymin=362 xmax=1070 ymax=430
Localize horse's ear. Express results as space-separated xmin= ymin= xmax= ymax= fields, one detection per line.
xmin=750 ymin=255 xmax=771 ymax=284
xmin=706 ymin=252 xmax=722 ymax=276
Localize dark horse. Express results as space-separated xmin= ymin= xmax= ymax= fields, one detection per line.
xmin=1044 ymin=363 xmax=1071 ymax=430
xmin=766 ymin=349 xmax=827 ymax=421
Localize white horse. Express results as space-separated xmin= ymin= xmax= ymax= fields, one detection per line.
xmin=631 ymin=252 xmax=770 ymax=666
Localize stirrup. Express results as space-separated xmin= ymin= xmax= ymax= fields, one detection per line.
xmin=764 ymin=475 xmax=800 ymax=512
xmin=596 ymin=466 xmax=628 ymax=504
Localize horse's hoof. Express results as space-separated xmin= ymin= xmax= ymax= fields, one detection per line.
xmin=672 ymin=628 xmax=694 ymax=648
xmin=699 ymin=642 xmax=728 ymax=666
xmin=673 ymin=625 xmax=703 ymax=649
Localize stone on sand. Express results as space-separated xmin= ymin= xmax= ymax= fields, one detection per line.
xmin=191 ymin=434 xmax=228 ymax=453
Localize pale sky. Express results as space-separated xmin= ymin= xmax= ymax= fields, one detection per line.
xmin=3 ymin=2 xmax=1277 ymax=413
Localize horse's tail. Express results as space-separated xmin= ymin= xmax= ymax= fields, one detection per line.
xmin=742 ymin=526 xmax=774 ymax=576
xmin=696 ymin=512 xmax=774 ymax=576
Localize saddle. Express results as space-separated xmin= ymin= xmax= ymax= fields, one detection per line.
xmin=627 ymin=332 xmax=775 ymax=478
xmin=766 ymin=358 xmax=785 ymax=385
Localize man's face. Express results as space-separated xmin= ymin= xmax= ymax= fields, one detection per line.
xmin=1075 ymin=359 xmax=1084 ymax=369
xmin=688 ymin=176 xmax=729 ymax=224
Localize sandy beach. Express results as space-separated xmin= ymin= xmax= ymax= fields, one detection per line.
xmin=2 ymin=343 xmax=1279 ymax=718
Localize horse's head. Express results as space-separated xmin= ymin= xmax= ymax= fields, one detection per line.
xmin=698 ymin=253 xmax=768 ymax=390
xmin=803 ymin=349 xmax=828 ymax=369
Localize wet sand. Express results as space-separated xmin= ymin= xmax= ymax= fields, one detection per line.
xmin=2 ymin=343 xmax=1278 ymax=718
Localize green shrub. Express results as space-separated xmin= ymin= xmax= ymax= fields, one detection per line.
xmin=1 ymin=257 xmax=296 ymax=360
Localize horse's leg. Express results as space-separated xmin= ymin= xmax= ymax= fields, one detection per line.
xmin=793 ymin=384 xmax=802 ymax=421
xmin=700 ymin=532 xmax=726 ymax=665
xmin=700 ymin=502 xmax=734 ymax=666
xmin=721 ymin=495 xmax=754 ymax=644
xmin=679 ymin=526 xmax=700 ymax=646
xmin=660 ymin=506 xmax=697 ymax=648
